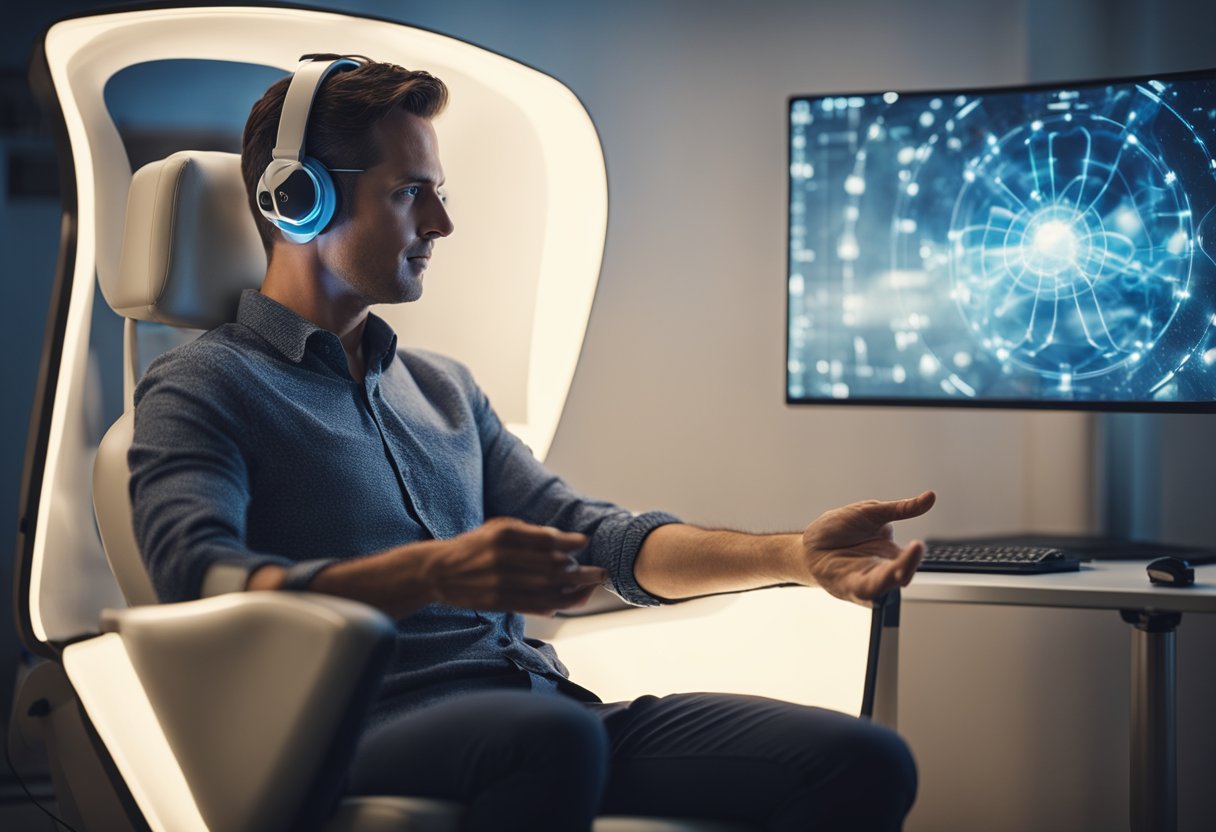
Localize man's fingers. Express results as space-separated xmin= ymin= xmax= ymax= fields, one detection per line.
xmin=561 ymin=565 xmax=609 ymax=586
xmin=498 ymin=559 xmax=608 ymax=586
xmin=843 ymin=541 xmax=925 ymax=604
xmin=502 ymin=548 xmax=576 ymax=574
xmin=487 ymin=519 xmax=589 ymax=552
xmin=502 ymin=547 xmax=607 ymax=580
xmin=860 ymin=491 xmax=936 ymax=525
xmin=892 ymin=540 xmax=925 ymax=586
xmin=881 ymin=491 xmax=935 ymax=521
xmin=866 ymin=541 xmax=923 ymax=593
xmin=506 ymin=583 xmax=599 ymax=615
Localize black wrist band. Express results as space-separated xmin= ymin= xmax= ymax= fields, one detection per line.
xmin=281 ymin=558 xmax=338 ymax=591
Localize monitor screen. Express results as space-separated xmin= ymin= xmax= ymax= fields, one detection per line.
xmin=786 ymin=68 xmax=1216 ymax=410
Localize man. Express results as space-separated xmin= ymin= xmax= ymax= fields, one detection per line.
xmin=130 ymin=58 xmax=936 ymax=831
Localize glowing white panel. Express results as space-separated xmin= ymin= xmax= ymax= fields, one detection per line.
xmin=538 ymin=586 xmax=873 ymax=715
xmin=34 ymin=6 xmax=605 ymax=642
xmin=63 ymin=635 xmax=206 ymax=832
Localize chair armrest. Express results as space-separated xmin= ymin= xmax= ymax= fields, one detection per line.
xmin=100 ymin=592 xmax=395 ymax=832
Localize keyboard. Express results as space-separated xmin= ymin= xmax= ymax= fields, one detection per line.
xmin=919 ymin=542 xmax=1083 ymax=574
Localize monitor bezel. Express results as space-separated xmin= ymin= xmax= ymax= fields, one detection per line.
xmin=784 ymin=64 xmax=1216 ymax=413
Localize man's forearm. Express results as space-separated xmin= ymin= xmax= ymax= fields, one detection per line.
xmin=243 ymin=518 xmax=605 ymax=618
xmin=636 ymin=492 xmax=935 ymax=606
xmin=632 ymin=523 xmax=807 ymax=601
xmin=246 ymin=543 xmax=438 ymax=619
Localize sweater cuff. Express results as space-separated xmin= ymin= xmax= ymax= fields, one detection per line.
xmin=611 ymin=511 xmax=682 ymax=607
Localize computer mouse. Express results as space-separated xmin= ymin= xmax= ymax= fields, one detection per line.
xmin=1146 ymin=557 xmax=1195 ymax=587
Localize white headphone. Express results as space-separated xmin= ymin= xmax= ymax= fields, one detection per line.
xmin=255 ymin=55 xmax=366 ymax=243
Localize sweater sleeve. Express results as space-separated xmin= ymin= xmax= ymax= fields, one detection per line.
xmin=128 ymin=346 xmax=294 ymax=602
xmin=454 ymin=362 xmax=680 ymax=607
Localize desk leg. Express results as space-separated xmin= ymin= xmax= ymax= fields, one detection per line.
xmin=1120 ymin=610 xmax=1181 ymax=832
xmin=869 ymin=592 xmax=900 ymax=730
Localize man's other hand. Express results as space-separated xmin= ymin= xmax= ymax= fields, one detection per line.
xmin=799 ymin=491 xmax=936 ymax=605
xmin=422 ymin=517 xmax=606 ymax=615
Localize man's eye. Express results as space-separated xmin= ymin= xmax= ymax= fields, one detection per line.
xmin=438 ymin=190 xmax=449 ymax=205
xmin=397 ymin=185 xmax=421 ymax=198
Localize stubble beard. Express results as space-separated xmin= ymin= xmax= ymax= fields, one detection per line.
xmin=336 ymin=255 xmax=423 ymax=306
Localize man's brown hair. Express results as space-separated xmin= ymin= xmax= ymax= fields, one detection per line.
xmin=241 ymin=59 xmax=448 ymax=254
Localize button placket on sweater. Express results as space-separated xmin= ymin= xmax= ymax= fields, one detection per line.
xmin=356 ymin=363 xmax=431 ymax=538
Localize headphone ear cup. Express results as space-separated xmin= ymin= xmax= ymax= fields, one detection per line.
xmin=258 ymin=157 xmax=338 ymax=244
xmin=283 ymin=157 xmax=338 ymax=243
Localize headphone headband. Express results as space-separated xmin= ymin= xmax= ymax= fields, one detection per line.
xmin=272 ymin=56 xmax=362 ymax=162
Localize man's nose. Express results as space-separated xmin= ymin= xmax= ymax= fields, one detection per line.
xmin=422 ymin=195 xmax=455 ymax=238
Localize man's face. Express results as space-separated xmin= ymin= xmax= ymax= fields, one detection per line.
xmin=316 ymin=109 xmax=454 ymax=304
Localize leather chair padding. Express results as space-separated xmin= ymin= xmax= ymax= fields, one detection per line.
xmin=111 ymin=151 xmax=265 ymax=329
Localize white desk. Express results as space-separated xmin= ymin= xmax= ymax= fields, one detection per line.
xmin=901 ymin=560 xmax=1216 ymax=832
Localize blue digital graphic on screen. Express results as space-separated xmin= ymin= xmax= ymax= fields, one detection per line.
xmin=787 ymin=73 xmax=1216 ymax=405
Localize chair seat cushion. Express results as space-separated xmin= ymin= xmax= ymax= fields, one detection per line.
xmin=325 ymin=796 xmax=461 ymax=832
xmin=325 ymin=795 xmax=750 ymax=831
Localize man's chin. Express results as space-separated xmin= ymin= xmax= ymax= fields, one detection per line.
xmin=396 ymin=263 xmax=428 ymax=301
xmin=395 ymin=277 xmax=424 ymax=304
xmin=370 ymin=269 xmax=423 ymax=304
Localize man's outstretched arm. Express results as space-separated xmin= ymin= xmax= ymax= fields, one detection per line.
xmin=632 ymin=491 xmax=936 ymax=606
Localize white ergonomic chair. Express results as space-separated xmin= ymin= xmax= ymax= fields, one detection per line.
xmin=11 ymin=7 xmax=899 ymax=832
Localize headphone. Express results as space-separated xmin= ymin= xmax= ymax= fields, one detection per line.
xmin=256 ymin=55 xmax=366 ymax=244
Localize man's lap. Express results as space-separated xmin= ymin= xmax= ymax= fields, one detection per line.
xmin=590 ymin=692 xmax=912 ymax=820
xmin=346 ymin=686 xmax=916 ymax=828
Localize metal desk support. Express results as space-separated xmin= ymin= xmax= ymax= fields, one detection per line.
xmin=903 ymin=562 xmax=1216 ymax=832
xmin=1121 ymin=609 xmax=1181 ymax=832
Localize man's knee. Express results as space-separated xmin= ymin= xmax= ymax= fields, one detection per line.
xmin=464 ymin=695 xmax=609 ymax=831
xmin=851 ymin=722 xmax=917 ymax=805
xmin=480 ymin=693 xmax=609 ymax=782
xmin=814 ymin=719 xmax=917 ymax=826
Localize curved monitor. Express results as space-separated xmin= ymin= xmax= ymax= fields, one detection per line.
xmin=786 ymin=67 xmax=1216 ymax=411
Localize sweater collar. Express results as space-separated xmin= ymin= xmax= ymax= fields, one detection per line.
xmin=236 ymin=289 xmax=398 ymax=373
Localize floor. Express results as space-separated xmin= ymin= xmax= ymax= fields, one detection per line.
xmin=0 ymin=801 xmax=65 ymax=832
xmin=0 ymin=780 xmax=66 ymax=832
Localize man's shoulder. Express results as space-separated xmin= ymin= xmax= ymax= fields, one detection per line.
xmin=153 ymin=323 xmax=266 ymax=368
xmin=393 ymin=347 xmax=483 ymax=406
xmin=135 ymin=323 xmax=273 ymax=401
xmin=396 ymin=346 xmax=471 ymax=379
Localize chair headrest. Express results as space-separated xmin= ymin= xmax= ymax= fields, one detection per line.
xmin=111 ymin=151 xmax=265 ymax=328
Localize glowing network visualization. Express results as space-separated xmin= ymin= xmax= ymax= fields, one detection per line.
xmin=787 ymin=70 xmax=1216 ymax=406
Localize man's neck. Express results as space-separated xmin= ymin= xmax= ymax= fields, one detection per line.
xmin=260 ymin=244 xmax=370 ymax=382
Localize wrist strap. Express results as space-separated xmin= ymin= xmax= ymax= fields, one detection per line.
xmin=281 ymin=558 xmax=338 ymax=591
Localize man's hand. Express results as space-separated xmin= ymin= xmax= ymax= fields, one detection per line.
xmin=421 ymin=517 xmax=607 ymax=616
xmin=798 ymin=491 xmax=936 ymax=605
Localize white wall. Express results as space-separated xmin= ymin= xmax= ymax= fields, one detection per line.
xmin=330 ymin=0 xmax=1089 ymax=532
xmin=320 ymin=0 xmax=1210 ymax=828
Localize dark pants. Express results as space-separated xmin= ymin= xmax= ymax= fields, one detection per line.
xmin=346 ymin=684 xmax=917 ymax=831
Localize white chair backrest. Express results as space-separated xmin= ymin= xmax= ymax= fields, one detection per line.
xmin=94 ymin=149 xmax=280 ymax=606
xmin=95 ymin=410 xmax=156 ymax=606
xmin=22 ymin=6 xmax=607 ymax=645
